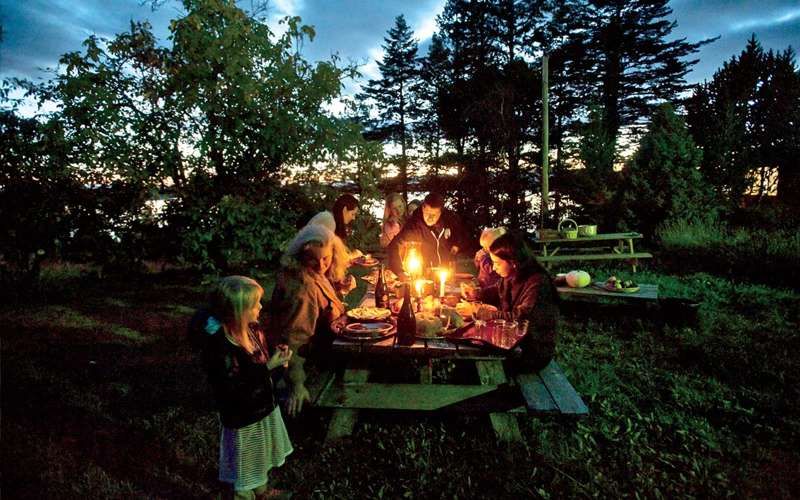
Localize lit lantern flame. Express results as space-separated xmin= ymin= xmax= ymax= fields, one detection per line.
xmin=406 ymin=248 xmax=421 ymax=278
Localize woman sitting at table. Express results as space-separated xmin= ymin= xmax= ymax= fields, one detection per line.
xmin=268 ymin=224 xmax=347 ymax=416
xmin=307 ymin=194 xmax=360 ymax=251
xmin=379 ymin=192 xmax=407 ymax=248
xmin=470 ymin=232 xmax=560 ymax=372
xmin=474 ymin=227 xmax=506 ymax=288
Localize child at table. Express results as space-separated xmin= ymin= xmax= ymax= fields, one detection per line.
xmin=189 ymin=275 xmax=294 ymax=499
xmin=474 ymin=227 xmax=506 ymax=288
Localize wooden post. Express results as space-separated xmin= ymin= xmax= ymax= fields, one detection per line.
xmin=541 ymin=55 xmax=550 ymax=228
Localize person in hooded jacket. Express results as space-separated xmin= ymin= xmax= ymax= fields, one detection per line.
xmin=386 ymin=192 xmax=467 ymax=279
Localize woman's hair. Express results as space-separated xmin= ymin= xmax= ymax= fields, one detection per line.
xmin=332 ymin=194 xmax=359 ymax=240
xmin=407 ymin=199 xmax=422 ymax=215
xmin=489 ymin=232 xmax=548 ymax=277
xmin=383 ymin=192 xmax=407 ymax=224
xmin=283 ymin=223 xmax=348 ymax=283
xmin=479 ymin=227 xmax=507 ymax=250
xmin=307 ymin=211 xmax=336 ymax=233
xmin=209 ymin=275 xmax=263 ymax=340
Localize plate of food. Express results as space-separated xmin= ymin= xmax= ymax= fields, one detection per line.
xmin=351 ymin=254 xmax=379 ymax=267
xmin=414 ymin=309 xmax=473 ymax=339
xmin=341 ymin=321 xmax=395 ymax=340
xmin=346 ymin=306 xmax=392 ymax=322
xmin=602 ymin=276 xmax=640 ymax=293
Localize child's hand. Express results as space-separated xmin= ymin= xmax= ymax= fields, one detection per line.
xmin=267 ymin=344 xmax=292 ymax=370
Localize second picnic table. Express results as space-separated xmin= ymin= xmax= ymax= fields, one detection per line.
xmin=308 ymin=264 xmax=588 ymax=444
xmin=534 ymin=231 xmax=653 ymax=272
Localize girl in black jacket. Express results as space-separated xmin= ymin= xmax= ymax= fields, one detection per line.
xmin=190 ymin=276 xmax=293 ymax=499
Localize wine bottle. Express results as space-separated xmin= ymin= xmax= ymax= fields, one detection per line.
xmin=375 ymin=264 xmax=388 ymax=309
xmin=396 ymin=283 xmax=416 ymax=346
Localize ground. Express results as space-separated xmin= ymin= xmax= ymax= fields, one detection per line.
xmin=2 ymin=265 xmax=799 ymax=498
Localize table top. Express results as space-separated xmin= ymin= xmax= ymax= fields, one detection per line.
xmin=556 ymin=282 xmax=659 ymax=300
xmin=334 ymin=280 xmax=509 ymax=360
xmin=534 ymin=232 xmax=642 ymax=244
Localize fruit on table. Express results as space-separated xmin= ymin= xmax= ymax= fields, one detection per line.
xmin=415 ymin=312 xmax=443 ymax=337
xmin=566 ymin=270 xmax=591 ymax=288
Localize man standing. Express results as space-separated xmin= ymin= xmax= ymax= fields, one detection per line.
xmin=387 ymin=192 xmax=467 ymax=278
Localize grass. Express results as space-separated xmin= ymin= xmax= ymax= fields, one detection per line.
xmin=2 ymin=267 xmax=799 ymax=498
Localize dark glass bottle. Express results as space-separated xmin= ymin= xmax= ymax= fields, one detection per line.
xmin=396 ymin=283 xmax=416 ymax=346
xmin=375 ymin=264 xmax=388 ymax=309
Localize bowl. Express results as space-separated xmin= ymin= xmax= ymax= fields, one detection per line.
xmin=578 ymin=225 xmax=597 ymax=237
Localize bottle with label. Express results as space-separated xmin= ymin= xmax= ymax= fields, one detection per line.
xmin=375 ymin=264 xmax=388 ymax=309
xmin=396 ymin=283 xmax=416 ymax=346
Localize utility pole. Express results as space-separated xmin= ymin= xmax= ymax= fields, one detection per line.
xmin=541 ymin=55 xmax=550 ymax=228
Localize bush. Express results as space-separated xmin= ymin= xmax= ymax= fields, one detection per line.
xmin=658 ymin=220 xmax=800 ymax=288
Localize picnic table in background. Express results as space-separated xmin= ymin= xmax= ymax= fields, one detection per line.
xmin=557 ymin=282 xmax=659 ymax=302
xmin=534 ymin=231 xmax=653 ymax=272
xmin=308 ymin=262 xmax=588 ymax=445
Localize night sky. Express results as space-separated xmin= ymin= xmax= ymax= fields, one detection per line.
xmin=2 ymin=1 xmax=798 ymax=92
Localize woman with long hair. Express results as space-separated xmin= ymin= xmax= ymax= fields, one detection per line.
xmin=473 ymin=232 xmax=560 ymax=372
xmin=379 ymin=192 xmax=407 ymax=248
xmin=268 ymin=224 xmax=347 ymax=417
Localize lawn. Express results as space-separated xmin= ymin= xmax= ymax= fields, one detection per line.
xmin=2 ymin=265 xmax=799 ymax=498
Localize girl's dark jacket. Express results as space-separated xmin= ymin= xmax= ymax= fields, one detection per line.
xmin=189 ymin=309 xmax=276 ymax=429
xmin=479 ymin=265 xmax=559 ymax=372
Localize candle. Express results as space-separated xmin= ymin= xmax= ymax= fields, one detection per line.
xmin=414 ymin=279 xmax=424 ymax=298
xmin=438 ymin=269 xmax=448 ymax=298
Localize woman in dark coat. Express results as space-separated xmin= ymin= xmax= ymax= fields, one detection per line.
xmin=474 ymin=232 xmax=560 ymax=372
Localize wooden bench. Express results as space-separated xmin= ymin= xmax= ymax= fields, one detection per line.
xmin=537 ymin=251 xmax=653 ymax=266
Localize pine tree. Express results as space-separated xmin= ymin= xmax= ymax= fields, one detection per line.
xmin=619 ymin=103 xmax=716 ymax=237
xmin=584 ymin=0 xmax=714 ymax=142
xmin=687 ymin=36 xmax=800 ymax=207
xmin=359 ymin=15 xmax=420 ymax=198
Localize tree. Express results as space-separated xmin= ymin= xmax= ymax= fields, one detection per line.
xmin=583 ymin=0 xmax=713 ymax=143
xmin=686 ymin=36 xmax=800 ymax=208
xmin=12 ymin=0 xmax=380 ymax=271
xmin=617 ymin=103 xmax=717 ymax=238
xmin=359 ymin=15 xmax=420 ymax=198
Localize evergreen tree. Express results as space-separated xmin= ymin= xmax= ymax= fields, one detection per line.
xmin=415 ymin=34 xmax=450 ymax=176
xmin=618 ymin=103 xmax=716 ymax=238
xmin=584 ymin=0 xmax=713 ymax=142
xmin=687 ymin=36 xmax=800 ymax=207
xmin=359 ymin=15 xmax=420 ymax=198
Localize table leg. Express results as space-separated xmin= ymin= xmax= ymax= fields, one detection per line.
xmin=325 ymin=364 xmax=370 ymax=443
xmin=420 ymin=358 xmax=433 ymax=384
xmin=475 ymin=360 xmax=522 ymax=442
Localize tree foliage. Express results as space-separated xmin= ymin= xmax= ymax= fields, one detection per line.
xmin=618 ymin=103 xmax=717 ymax=238
xmin=687 ymin=36 xmax=800 ymax=208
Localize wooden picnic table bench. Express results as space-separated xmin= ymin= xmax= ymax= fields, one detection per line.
xmin=534 ymin=231 xmax=653 ymax=272
xmin=311 ymin=270 xmax=588 ymax=444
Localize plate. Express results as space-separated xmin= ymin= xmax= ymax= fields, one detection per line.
xmin=351 ymin=257 xmax=379 ymax=267
xmin=342 ymin=322 xmax=395 ymax=340
xmin=603 ymin=283 xmax=640 ymax=293
xmin=346 ymin=306 xmax=392 ymax=321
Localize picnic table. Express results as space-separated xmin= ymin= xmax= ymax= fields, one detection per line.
xmin=534 ymin=232 xmax=653 ymax=272
xmin=309 ymin=265 xmax=588 ymax=444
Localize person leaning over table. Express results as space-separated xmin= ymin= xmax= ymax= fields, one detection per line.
xmin=268 ymin=224 xmax=347 ymax=417
xmin=474 ymin=226 xmax=506 ymax=288
xmin=467 ymin=232 xmax=560 ymax=372
xmin=306 ymin=218 xmax=357 ymax=298
xmin=386 ymin=192 xmax=468 ymax=279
